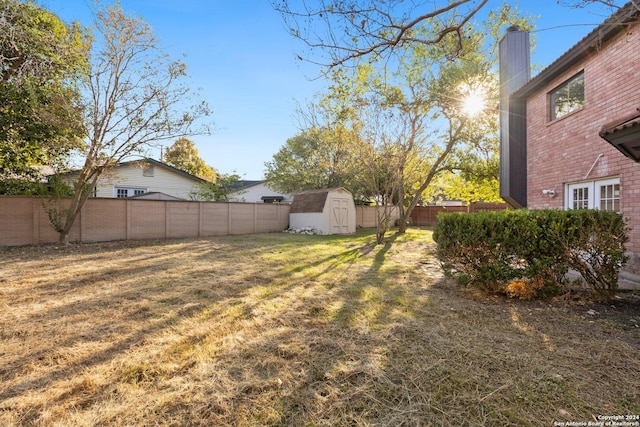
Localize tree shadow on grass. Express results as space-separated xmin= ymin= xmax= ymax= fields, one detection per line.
xmin=14 ymin=230 xmax=635 ymax=425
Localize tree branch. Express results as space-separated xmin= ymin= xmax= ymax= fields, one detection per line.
xmin=272 ymin=0 xmax=489 ymax=67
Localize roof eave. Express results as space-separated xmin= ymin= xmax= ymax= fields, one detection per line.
xmin=599 ymin=114 xmax=640 ymax=161
xmin=513 ymin=2 xmax=640 ymax=99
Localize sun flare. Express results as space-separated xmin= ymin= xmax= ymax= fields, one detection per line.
xmin=461 ymin=90 xmax=486 ymax=117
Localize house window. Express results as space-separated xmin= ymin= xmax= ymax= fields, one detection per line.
xmin=570 ymin=185 xmax=590 ymax=209
xmin=115 ymin=187 xmax=148 ymax=198
xmin=143 ymin=165 xmax=155 ymax=177
xmin=566 ymin=178 xmax=620 ymax=212
xmin=599 ymin=180 xmax=620 ymax=211
xmin=550 ymin=71 xmax=584 ymax=120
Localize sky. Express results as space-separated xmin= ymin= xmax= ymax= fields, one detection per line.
xmin=40 ymin=0 xmax=623 ymax=180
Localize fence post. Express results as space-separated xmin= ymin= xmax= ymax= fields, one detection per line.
xmin=198 ymin=202 xmax=203 ymax=237
xmin=164 ymin=201 xmax=168 ymax=238
xmin=32 ymin=198 xmax=39 ymax=245
xmin=126 ymin=200 xmax=130 ymax=240
xmin=79 ymin=202 xmax=84 ymax=243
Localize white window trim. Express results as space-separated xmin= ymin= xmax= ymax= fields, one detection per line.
xmin=549 ymin=71 xmax=585 ymax=121
xmin=565 ymin=177 xmax=620 ymax=211
xmin=114 ymin=187 xmax=149 ymax=198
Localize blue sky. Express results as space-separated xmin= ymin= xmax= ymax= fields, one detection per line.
xmin=41 ymin=0 xmax=622 ymax=179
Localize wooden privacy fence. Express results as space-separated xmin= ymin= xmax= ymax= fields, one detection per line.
xmin=409 ymin=203 xmax=509 ymax=226
xmin=0 ymin=196 xmax=400 ymax=246
xmin=355 ymin=205 xmax=400 ymax=229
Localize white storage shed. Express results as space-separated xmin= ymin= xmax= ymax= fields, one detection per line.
xmin=289 ymin=188 xmax=356 ymax=234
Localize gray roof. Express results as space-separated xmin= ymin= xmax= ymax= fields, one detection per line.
xmin=128 ymin=191 xmax=184 ymax=200
xmin=232 ymin=180 xmax=264 ymax=191
xmin=120 ymin=158 xmax=208 ymax=183
xmin=290 ymin=188 xmax=350 ymax=213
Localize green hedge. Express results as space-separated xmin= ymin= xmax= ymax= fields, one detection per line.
xmin=433 ymin=209 xmax=629 ymax=299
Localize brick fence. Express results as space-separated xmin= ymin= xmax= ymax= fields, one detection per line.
xmin=0 ymin=196 xmax=291 ymax=246
xmin=0 ymin=196 xmax=400 ymax=246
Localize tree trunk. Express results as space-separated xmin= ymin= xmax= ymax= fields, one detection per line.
xmin=397 ymin=122 xmax=464 ymax=234
xmin=58 ymin=202 xmax=81 ymax=244
xmin=56 ymin=169 xmax=98 ymax=244
xmin=397 ymin=177 xmax=407 ymax=234
xmin=376 ymin=204 xmax=396 ymax=244
xmin=398 ymin=211 xmax=409 ymax=234
xmin=59 ymin=230 xmax=70 ymax=245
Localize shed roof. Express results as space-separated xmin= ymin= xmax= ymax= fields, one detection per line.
xmin=290 ymin=188 xmax=349 ymax=213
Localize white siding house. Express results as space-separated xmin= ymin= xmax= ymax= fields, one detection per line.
xmin=228 ymin=181 xmax=292 ymax=203
xmin=66 ymin=158 xmax=208 ymax=200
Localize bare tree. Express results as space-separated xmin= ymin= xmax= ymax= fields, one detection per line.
xmin=50 ymin=3 xmax=211 ymax=244
xmin=354 ymin=103 xmax=423 ymax=244
xmin=272 ymin=0 xmax=489 ymax=67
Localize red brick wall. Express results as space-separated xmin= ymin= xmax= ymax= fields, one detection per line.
xmin=525 ymin=23 xmax=640 ymax=273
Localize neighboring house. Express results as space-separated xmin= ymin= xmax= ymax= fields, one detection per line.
xmin=499 ymin=3 xmax=640 ymax=281
xmin=289 ymin=188 xmax=356 ymax=235
xmin=64 ymin=158 xmax=208 ymax=200
xmin=228 ymin=180 xmax=292 ymax=203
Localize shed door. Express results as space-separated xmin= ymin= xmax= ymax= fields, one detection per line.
xmin=331 ymin=198 xmax=349 ymax=234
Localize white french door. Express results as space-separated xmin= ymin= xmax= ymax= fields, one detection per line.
xmin=566 ymin=178 xmax=620 ymax=212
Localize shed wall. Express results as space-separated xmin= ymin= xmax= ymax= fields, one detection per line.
xmin=289 ymin=212 xmax=324 ymax=232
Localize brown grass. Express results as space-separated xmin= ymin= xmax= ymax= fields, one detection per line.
xmin=0 ymin=228 xmax=638 ymax=426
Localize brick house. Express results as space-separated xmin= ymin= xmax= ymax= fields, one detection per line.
xmin=499 ymin=2 xmax=640 ymax=283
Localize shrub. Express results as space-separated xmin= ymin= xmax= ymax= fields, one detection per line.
xmin=433 ymin=209 xmax=628 ymax=299
xmin=546 ymin=210 xmax=629 ymax=299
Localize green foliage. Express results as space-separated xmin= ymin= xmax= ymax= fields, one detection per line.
xmin=434 ymin=132 xmax=502 ymax=204
xmin=271 ymin=3 xmax=533 ymax=238
xmin=191 ymin=173 xmax=242 ymax=201
xmin=428 ymin=172 xmax=501 ymax=205
xmin=0 ymin=170 xmax=74 ymax=196
xmin=0 ymin=0 xmax=89 ymax=192
xmin=264 ymin=127 xmax=362 ymax=196
xmin=0 ymin=0 xmax=89 ymax=81
xmin=433 ymin=209 xmax=629 ymax=299
xmin=548 ymin=210 xmax=630 ymax=299
xmin=40 ymin=174 xmax=75 ymax=233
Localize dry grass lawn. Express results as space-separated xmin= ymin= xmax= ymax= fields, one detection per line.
xmin=0 ymin=228 xmax=639 ymax=426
